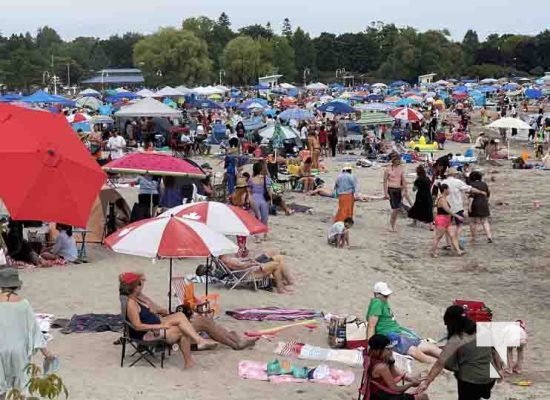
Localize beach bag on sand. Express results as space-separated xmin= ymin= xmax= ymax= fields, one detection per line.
xmin=345 ymin=316 xmax=368 ymax=349
xmin=328 ymin=315 xmax=347 ymax=349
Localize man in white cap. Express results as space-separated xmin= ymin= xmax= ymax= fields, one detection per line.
xmin=441 ymin=168 xmax=487 ymax=248
xmin=366 ymin=282 xmax=441 ymax=363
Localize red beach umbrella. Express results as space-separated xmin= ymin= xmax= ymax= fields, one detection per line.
xmin=103 ymin=152 xmax=205 ymax=178
xmin=390 ymin=107 xmax=424 ymax=122
xmin=0 ymin=103 xmax=106 ymax=227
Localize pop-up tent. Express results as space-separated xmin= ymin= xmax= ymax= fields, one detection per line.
xmin=115 ymin=97 xmax=182 ymax=118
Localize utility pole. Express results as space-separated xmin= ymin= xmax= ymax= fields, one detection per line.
xmin=67 ymin=64 xmax=71 ymax=88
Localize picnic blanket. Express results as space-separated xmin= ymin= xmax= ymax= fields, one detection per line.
xmin=274 ymin=341 xmax=413 ymax=373
xmin=61 ymin=313 xmax=124 ymax=334
xmin=238 ymin=360 xmax=355 ymax=386
xmin=226 ymin=307 xmax=322 ymax=321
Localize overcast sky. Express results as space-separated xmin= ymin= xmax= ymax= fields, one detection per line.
xmin=1 ymin=0 xmax=547 ymax=41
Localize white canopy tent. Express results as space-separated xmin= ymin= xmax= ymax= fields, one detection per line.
xmin=78 ymin=88 xmax=101 ymax=96
xmin=280 ymin=83 xmax=296 ymax=89
xmin=306 ymin=82 xmax=329 ymax=90
xmin=115 ymin=97 xmax=182 ymax=118
xmin=136 ymin=88 xmax=156 ymax=98
xmin=153 ymin=86 xmax=187 ymax=97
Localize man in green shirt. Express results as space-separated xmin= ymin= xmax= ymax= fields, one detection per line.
xmin=366 ymin=282 xmax=441 ymax=363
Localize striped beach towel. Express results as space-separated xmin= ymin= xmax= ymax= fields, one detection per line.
xmin=226 ymin=307 xmax=322 ymax=321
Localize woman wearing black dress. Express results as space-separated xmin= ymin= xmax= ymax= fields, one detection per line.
xmin=408 ymin=165 xmax=434 ymax=226
xmin=468 ymin=171 xmax=492 ymax=243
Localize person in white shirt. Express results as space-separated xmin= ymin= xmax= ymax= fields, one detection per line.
xmin=441 ymin=168 xmax=487 ymax=247
xmin=299 ymin=123 xmax=308 ymax=148
xmin=327 ymin=217 xmax=354 ymax=248
xmin=107 ymin=131 xmax=126 ymax=160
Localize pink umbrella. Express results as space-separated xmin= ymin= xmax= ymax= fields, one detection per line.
xmin=158 ymin=201 xmax=268 ymax=236
xmin=105 ymin=215 xmax=237 ymax=310
xmin=390 ymin=107 xmax=424 ymax=122
xmin=103 ymin=152 xmax=205 ymax=178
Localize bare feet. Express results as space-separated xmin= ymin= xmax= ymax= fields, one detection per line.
xmin=237 ymin=337 xmax=260 ymax=350
xmin=184 ymin=359 xmax=196 ymax=369
xmin=513 ymin=367 xmax=523 ymax=374
xmin=196 ymin=340 xmax=218 ymax=351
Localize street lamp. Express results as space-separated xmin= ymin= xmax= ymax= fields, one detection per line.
xmin=219 ymin=69 xmax=226 ymax=85
xmin=303 ymin=68 xmax=310 ymax=86
xmin=336 ymin=68 xmax=346 ymax=81
xmin=100 ymin=71 xmax=107 ymax=91
xmin=42 ymin=71 xmax=51 ymax=87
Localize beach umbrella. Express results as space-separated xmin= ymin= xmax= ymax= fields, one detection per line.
xmin=395 ymin=97 xmax=420 ymax=107
xmin=67 ymin=112 xmax=90 ymax=123
xmin=224 ymin=101 xmax=238 ymax=108
xmin=390 ymin=107 xmax=424 ymax=122
xmin=278 ymin=108 xmax=314 ymax=121
xmin=78 ymin=88 xmax=101 ymax=97
xmin=193 ymin=99 xmax=224 ymax=110
xmin=525 ymin=88 xmax=542 ymax=99
xmin=247 ymin=102 xmax=266 ymax=110
xmin=271 ymin=122 xmax=286 ymax=151
xmin=317 ymin=101 xmax=356 ymax=114
xmin=105 ymin=216 xmax=238 ymax=310
xmin=158 ymin=201 xmax=267 ymax=236
xmin=0 ymin=103 xmax=106 ymax=227
xmin=239 ymin=98 xmax=268 ymax=109
xmin=356 ymin=103 xmax=394 ymax=112
xmin=259 ymin=124 xmax=300 ymax=140
xmin=371 ymin=83 xmax=388 ymax=88
xmin=103 ymin=152 xmax=205 ymax=178
xmin=76 ymin=96 xmax=103 ymax=110
xmin=487 ymin=117 xmax=530 ymax=130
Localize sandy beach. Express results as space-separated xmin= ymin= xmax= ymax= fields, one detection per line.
xmin=14 ymin=128 xmax=550 ymax=400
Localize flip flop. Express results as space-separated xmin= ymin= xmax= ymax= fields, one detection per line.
xmin=43 ymin=356 xmax=60 ymax=375
xmin=513 ymin=380 xmax=533 ymax=387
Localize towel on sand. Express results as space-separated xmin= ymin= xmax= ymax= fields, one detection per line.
xmin=61 ymin=313 xmax=123 ymax=334
xmin=238 ymin=360 xmax=355 ymax=386
xmin=226 ymin=307 xmax=322 ymax=321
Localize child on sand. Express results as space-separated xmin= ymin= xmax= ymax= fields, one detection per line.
xmin=327 ymin=217 xmax=354 ymax=248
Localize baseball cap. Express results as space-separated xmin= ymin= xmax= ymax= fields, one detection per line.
xmin=373 ymin=282 xmax=393 ymax=296
xmin=342 ymin=163 xmax=353 ymax=171
xmin=368 ymin=334 xmax=392 ymax=350
xmin=119 ymin=272 xmax=142 ymax=285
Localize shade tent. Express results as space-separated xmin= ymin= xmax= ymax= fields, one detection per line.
xmin=306 ymin=82 xmax=329 ymax=90
xmin=175 ymin=85 xmax=192 ymax=95
xmin=136 ymin=89 xmax=156 ymax=98
xmin=356 ymin=103 xmax=394 ymax=112
xmin=86 ymin=187 xmax=135 ymax=243
xmin=192 ymin=99 xmax=224 ymax=110
xmin=154 ymin=86 xmax=187 ymax=97
xmin=278 ymin=108 xmax=314 ymax=121
xmin=371 ymin=83 xmax=388 ymax=88
xmin=280 ymin=83 xmax=296 ymax=89
xmin=76 ymin=96 xmax=103 ymax=110
xmin=21 ymin=90 xmax=73 ymax=105
xmin=488 ymin=117 xmax=530 ymax=130
xmin=479 ymin=78 xmax=498 ymax=84
xmin=525 ymin=88 xmax=543 ymax=99
xmin=115 ymin=97 xmax=182 ymax=118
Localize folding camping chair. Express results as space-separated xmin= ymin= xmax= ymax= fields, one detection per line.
xmin=170 ymin=276 xmax=220 ymax=315
xmin=119 ymin=296 xmax=168 ymax=368
xmin=211 ymin=257 xmax=261 ymax=291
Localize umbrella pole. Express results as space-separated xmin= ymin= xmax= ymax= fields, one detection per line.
xmin=169 ymin=258 xmax=173 ymax=313
xmin=205 ymin=256 xmax=210 ymax=296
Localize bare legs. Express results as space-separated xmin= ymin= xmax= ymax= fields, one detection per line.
xmin=255 ymin=254 xmax=294 ymax=294
xmin=470 ymin=218 xmax=493 ymax=243
xmin=432 ymin=228 xmax=462 ymax=257
xmin=506 ymin=345 xmax=525 ymax=374
xmin=389 ymin=209 xmax=399 ymax=232
xmin=191 ymin=315 xmax=258 ymax=350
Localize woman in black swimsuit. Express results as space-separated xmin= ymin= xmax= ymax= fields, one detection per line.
xmin=120 ymin=272 xmax=217 ymax=369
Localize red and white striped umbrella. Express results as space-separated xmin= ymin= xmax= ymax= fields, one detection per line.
xmin=104 ymin=216 xmax=238 ymax=258
xmin=390 ymin=107 xmax=424 ymax=122
xmin=158 ymin=201 xmax=268 ymax=236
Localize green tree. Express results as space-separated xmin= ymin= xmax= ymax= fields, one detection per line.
xmin=223 ymin=35 xmax=263 ymax=85
xmin=282 ymin=18 xmax=292 ymax=38
xmin=100 ymin=33 xmax=144 ymax=67
xmin=134 ymin=27 xmax=212 ymax=86
xmin=462 ymin=29 xmax=479 ymax=66
xmin=313 ymin=33 xmax=338 ymax=72
xmin=238 ymin=24 xmax=273 ymax=40
xmin=292 ymin=27 xmax=316 ymax=79
xmin=217 ymin=12 xmax=231 ymax=28
xmin=271 ymin=36 xmax=296 ymax=81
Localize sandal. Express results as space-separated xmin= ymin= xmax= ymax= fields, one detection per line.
xmin=43 ymin=356 xmax=60 ymax=375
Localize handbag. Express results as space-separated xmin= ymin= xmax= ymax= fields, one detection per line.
xmin=345 ymin=316 xmax=368 ymax=349
xmin=263 ymin=176 xmax=272 ymax=202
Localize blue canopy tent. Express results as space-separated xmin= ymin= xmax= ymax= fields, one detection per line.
xmin=224 ymin=101 xmax=239 ymax=108
xmin=0 ymin=94 xmax=23 ymax=102
xmin=163 ymin=98 xmax=178 ymax=108
xmin=395 ymin=98 xmax=420 ymax=107
xmin=253 ymin=83 xmax=270 ymax=90
xmin=98 ymin=104 xmax=114 ymax=116
xmin=453 ymin=85 xmax=468 ymax=93
xmin=21 ymin=90 xmax=73 ymax=105
xmin=478 ymin=86 xmax=498 ymax=93
xmin=278 ymin=108 xmax=314 ymax=121
xmin=317 ymin=101 xmax=356 ymax=114
xmin=503 ymin=83 xmax=520 ymax=91
xmin=239 ymin=98 xmax=268 ymax=110
xmin=525 ymin=88 xmax=542 ymax=99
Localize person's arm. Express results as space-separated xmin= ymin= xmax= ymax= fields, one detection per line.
xmin=439 ymin=198 xmax=463 ymax=220
xmin=223 ymin=257 xmax=255 ymax=271
xmin=126 ymin=299 xmax=166 ymax=331
xmin=140 ymin=294 xmax=169 ymax=316
xmin=375 ymin=365 xmax=418 ymax=393
xmin=383 ymin=169 xmax=389 ymax=198
xmin=461 ymin=182 xmax=486 ymax=196
xmin=50 ymin=235 xmax=62 ymax=255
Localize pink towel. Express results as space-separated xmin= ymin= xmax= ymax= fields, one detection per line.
xmin=238 ymin=360 xmax=355 ymax=386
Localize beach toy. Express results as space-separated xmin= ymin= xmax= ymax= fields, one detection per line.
xmin=244 ymin=319 xmax=318 ymax=337
xmin=407 ymin=136 xmax=438 ymax=151
xmin=513 ymin=380 xmax=533 ymax=387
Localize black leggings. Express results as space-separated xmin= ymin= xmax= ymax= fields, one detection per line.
xmin=457 ymin=379 xmax=495 ymax=400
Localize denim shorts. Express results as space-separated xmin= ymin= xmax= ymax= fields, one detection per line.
xmin=388 ymin=332 xmax=422 ymax=355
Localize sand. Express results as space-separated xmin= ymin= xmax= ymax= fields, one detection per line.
xmin=17 ymin=123 xmax=550 ymax=400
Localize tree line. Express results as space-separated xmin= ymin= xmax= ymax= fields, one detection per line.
xmin=1 ymin=13 xmax=549 ymax=91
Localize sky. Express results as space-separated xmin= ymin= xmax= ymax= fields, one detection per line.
xmin=1 ymin=0 xmax=547 ymax=41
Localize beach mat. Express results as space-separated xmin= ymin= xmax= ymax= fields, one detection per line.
xmin=226 ymin=307 xmax=322 ymax=321
xmin=238 ymin=360 xmax=355 ymax=386
xmin=61 ymin=313 xmax=124 ymax=334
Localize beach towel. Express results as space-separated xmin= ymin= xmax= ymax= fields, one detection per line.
xmin=238 ymin=360 xmax=355 ymax=386
xmin=226 ymin=307 xmax=322 ymax=321
xmin=274 ymin=341 xmax=413 ymax=373
xmin=287 ymin=203 xmax=313 ymax=213
xmin=6 ymin=255 xmax=68 ymax=269
xmin=61 ymin=313 xmax=124 ymax=334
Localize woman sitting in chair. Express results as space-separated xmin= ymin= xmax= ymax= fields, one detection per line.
xmin=119 ymin=273 xmax=256 ymax=363
xmin=219 ymin=250 xmax=295 ymax=294
xmin=298 ymin=157 xmax=315 ymax=192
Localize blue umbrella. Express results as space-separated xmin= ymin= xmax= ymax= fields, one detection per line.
xmin=278 ymin=108 xmax=314 ymax=121
xmin=317 ymin=101 xmax=356 ymax=114
xmin=395 ymin=98 xmax=420 ymax=107
xmin=525 ymin=88 xmax=542 ymax=99
xmin=224 ymin=101 xmax=238 ymax=108
xmin=478 ymin=86 xmax=497 ymax=93
xmin=253 ymin=83 xmax=270 ymax=90
xmin=366 ymin=94 xmax=384 ymax=102
xmin=239 ymin=98 xmax=268 ymax=110
xmin=453 ymin=86 xmax=468 ymax=93
xmin=193 ymin=99 xmax=223 ymax=110
xmin=390 ymin=80 xmax=408 ymax=87
xmin=263 ymin=108 xmax=277 ymax=117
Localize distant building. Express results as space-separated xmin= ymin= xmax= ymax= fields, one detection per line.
xmin=258 ymin=74 xmax=283 ymax=88
xmin=418 ymin=73 xmax=436 ymax=87
xmin=81 ymin=68 xmax=144 ymax=86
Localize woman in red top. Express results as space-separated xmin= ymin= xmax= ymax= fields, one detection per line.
xmin=364 ymin=335 xmax=428 ymax=400
xmin=318 ymin=124 xmax=328 ymax=157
